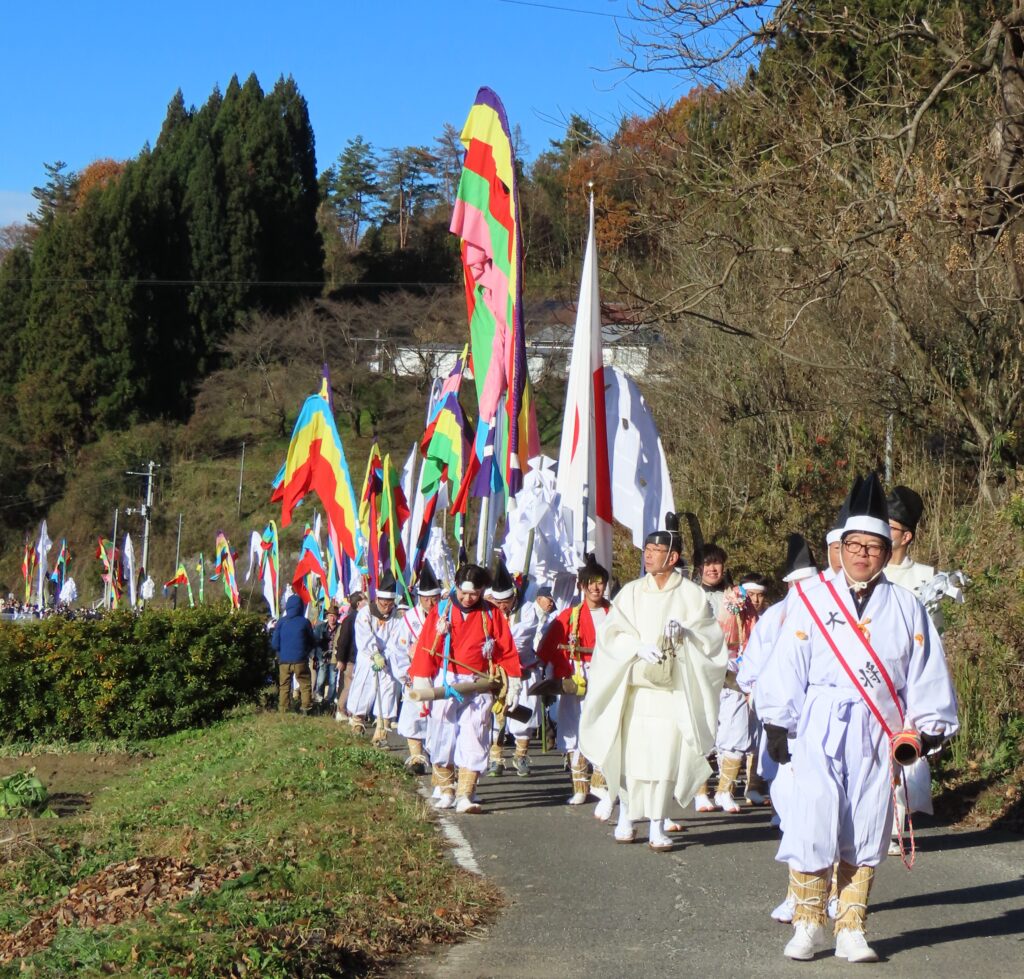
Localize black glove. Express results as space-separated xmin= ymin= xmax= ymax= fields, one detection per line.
xmin=920 ymin=730 xmax=945 ymax=753
xmin=765 ymin=724 xmax=792 ymax=765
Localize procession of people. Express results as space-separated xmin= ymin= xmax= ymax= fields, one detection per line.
xmin=278 ymin=471 xmax=961 ymax=965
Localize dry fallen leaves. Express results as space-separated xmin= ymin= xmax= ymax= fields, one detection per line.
xmin=0 ymin=855 xmax=245 ymax=964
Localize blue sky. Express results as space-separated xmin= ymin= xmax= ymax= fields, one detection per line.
xmin=0 ymin=1 xmax=689 ymax=225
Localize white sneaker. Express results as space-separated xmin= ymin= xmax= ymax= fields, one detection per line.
xmin=827 ymin=896 xmax=839 ymax=920
xmin=784 ymin=922 xmax=830 ymax=960
xmin=835 ymin=929 xmax=878 ymax=963
xmin=715 ymin=790 xmax=741 ymax=814
xmin=593 ymin=797 xmax=614 ymax=822
xmin=567 ymin=792 xmax=588 ymax=806
xmin=746 ymin=788 xmax=768 ymax=806
xmin=771 ymin=895 xmax=796 ymax=923
xmin=694 ymin=793 xmax=716 ymax=812
xmin=455 ymin=795 xmax=481 ymax=814
xmin=434 ymin=791 xmax=455 ymax=810
xmin=888 ymin=838 xmax=901 ymax=856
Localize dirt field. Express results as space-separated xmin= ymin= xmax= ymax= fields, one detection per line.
xmin=0 ymin=752 xmax=145 ymax=818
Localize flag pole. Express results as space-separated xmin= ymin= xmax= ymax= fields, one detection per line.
xmin=172 ymin=513 xmax=182 ymax=610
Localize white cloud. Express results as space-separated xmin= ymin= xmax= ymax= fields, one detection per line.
xmin=0 ymin=190 xmax=36 ymax=226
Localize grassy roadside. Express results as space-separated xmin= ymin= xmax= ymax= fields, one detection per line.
xmin=0 ymin=710 xmax=499 ymax=977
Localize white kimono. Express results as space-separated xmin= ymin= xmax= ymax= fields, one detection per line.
xmin=757 ymin=575 xmax=958 ymax=871
xmin=506 ymin=600 xmax=546 ymax=737
xmin=390 ymin=605 xmax=430 ymax=740
xmin=580 ymin=572 xmax=728 ymax=820
xmin=346 ymin=605 xmax=403 ymax=719
xmin=885 ymin=555 xmax=934 ymax=597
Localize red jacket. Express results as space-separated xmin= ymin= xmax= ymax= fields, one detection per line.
xmin=537 ymin=601 xmax=609 ymax=679
xmin=410 ymin=600 xmax=521 ymax=679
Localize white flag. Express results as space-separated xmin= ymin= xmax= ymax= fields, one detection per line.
xmin=245 ymin=531 xmax=263 ymax=582
xmin=36 ymin=520 xmax=52 ymax=607
xmin=555 ymin=194 xmax=613 ymax=573
xmin=603 ymin=366 xmax=675 ymax=548
xmin=123 ymin=534 xmax=137 ymax=608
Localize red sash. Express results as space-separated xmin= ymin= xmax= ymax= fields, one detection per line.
xmin=796 ymin=579 xmax=905 ymax=739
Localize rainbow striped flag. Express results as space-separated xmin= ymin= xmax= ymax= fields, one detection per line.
xmin=293 ymin=524 xmax=328 ymax=606
xmin=449 ymin=87 xmax=538 ymax=499
xmin=359 ymin=442 xmax=384 ymax=598
xmin=210 ymin=532 xmax=240 ymax=609
xmin=275 ymin=366 xmax=359 ymax=559
xmin=379 ymin=453 xmax=412 ymax=602
xmin=22 ymin=543 xmax=36 ymax=604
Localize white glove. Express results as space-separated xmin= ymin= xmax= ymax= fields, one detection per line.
xmin=412 ymin=675 xmax=433 ymax=692
xmin=506 ymin=677 xmax=522 ymax=703
xmin=435 ymin=617 xmax=449 ymax=635
xmin=481 ymin=638 xmax=495 ymax=659
xmin=636 ymin=642 xmax=662 ymax=664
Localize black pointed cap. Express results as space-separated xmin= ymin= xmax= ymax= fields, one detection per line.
xmin=489 ymin=558 xmax=516 ymax=600
xmin=376 ymin=569 xmax=399 ymax=599
xmin=843 ymin=472 xmax=890 ymax=539
xmin=644 ymin=511 xmax=683 ymax=552
xmin=886 ymin=486 xmax=923 ymax=532
xmin=416 ymin=562 xmax=441 ymax=596
xmin=782 ymin=533 xmax=818 ymax=582
xmin=827 ymin=475 xmax=862 ymax=545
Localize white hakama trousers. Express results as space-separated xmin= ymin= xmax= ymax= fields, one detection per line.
xmin=396 ymin=685 xmax=429 ymax=740
xmin=346 ymin=654 xmax=400 ymax=719
xmin=715 ymin=686 xmax=754 ymax=757
xmin=557 ymin=693 xmax=584 ymax=754
xmin=507 ymin=666 xmax=541 ymax=738
xmin=778 ymin=688 xmax=895 ymax=871
xmin=425 ymin=673 xmax=494 ymax=774
xmin=622 ymin=685 xmax=683 ymax=821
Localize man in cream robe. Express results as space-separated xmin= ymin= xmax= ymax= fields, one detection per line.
xmin=580 ymin=514 xmax=728 ymax=851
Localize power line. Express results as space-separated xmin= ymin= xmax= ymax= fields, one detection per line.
xmin=497 ymin=0 xmax=630 ymax=18
xmin=2 ymin=277 xmax=460 ymax=288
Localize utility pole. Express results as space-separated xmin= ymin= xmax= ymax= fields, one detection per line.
xmin=237 ymin=442 xmax=246 ymax=518
xmin=127 ymin=461 xmax=159 ymax=606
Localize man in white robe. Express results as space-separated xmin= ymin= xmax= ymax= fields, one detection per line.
xmin=346 ymin=572 xmax=404 ymax=743
xmin=580 ymin=514 xmax=728 ymax=851
xmin=389 ymin=563 xmax=442 ymax=772
xmin=757 ymin=473 xmax=958 ymax=963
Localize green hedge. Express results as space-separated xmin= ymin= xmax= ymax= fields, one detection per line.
xmin=0 ymin=608 xmax=275 ymax=742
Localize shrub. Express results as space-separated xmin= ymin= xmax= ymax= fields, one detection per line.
xmin=0 ymin=608 xmax=274 ymax=742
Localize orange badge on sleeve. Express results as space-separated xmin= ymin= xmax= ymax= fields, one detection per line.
xmin=795 ymin=630 xmax=808 ymax=640
xmin=915 ymin=633 xmax=924 ymax=645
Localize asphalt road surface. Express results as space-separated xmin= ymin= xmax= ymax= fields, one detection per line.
xmin=395 ymin=746 xmax=1024 ymax=979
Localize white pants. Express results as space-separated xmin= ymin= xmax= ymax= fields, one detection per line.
xmin=778 ymin=688 xmax=894 ymax=871
xmin=346 ymin=654 xmax=399 ymax=719
xmin=715 ymin=687 xmax=753 ymax=755
xmin=396 ymin=685 xmax=429 ymax=740
xmin=507 ymin=666 xmax=541 ymax=738
xmin=425 ymin=673 xmax=494 ymax=774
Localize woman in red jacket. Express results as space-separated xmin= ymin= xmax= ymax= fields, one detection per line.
xmin=411 ymin=564 xmax=521 ymax=814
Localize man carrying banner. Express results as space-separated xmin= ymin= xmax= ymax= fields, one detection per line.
xmin=346 ymin=571 xmax=404 ymax=743
xmin=757 ymin=473 xmax=959 ymax=963
xmin=580 ymin=514 xmax=728 ymax=851
xmin=537 ymin=553 xmax=612 ymax=805
xmin=389 ymin=563 xmax=443 ymax=773
xmin=410 ymin=564 xmax=522 ymax=814
xmin=486 ymin=561 xmax=545 ymax=777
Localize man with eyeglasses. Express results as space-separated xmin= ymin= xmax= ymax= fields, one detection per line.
xmin=756 ymin=473 xmax=958 ymax=963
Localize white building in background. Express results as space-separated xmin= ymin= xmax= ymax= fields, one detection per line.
xmin=388 ymin=300 xmax=659 ymax=381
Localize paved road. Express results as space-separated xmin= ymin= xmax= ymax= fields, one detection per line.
xmin=395 ymin=747 xmax=1024 ymax=978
